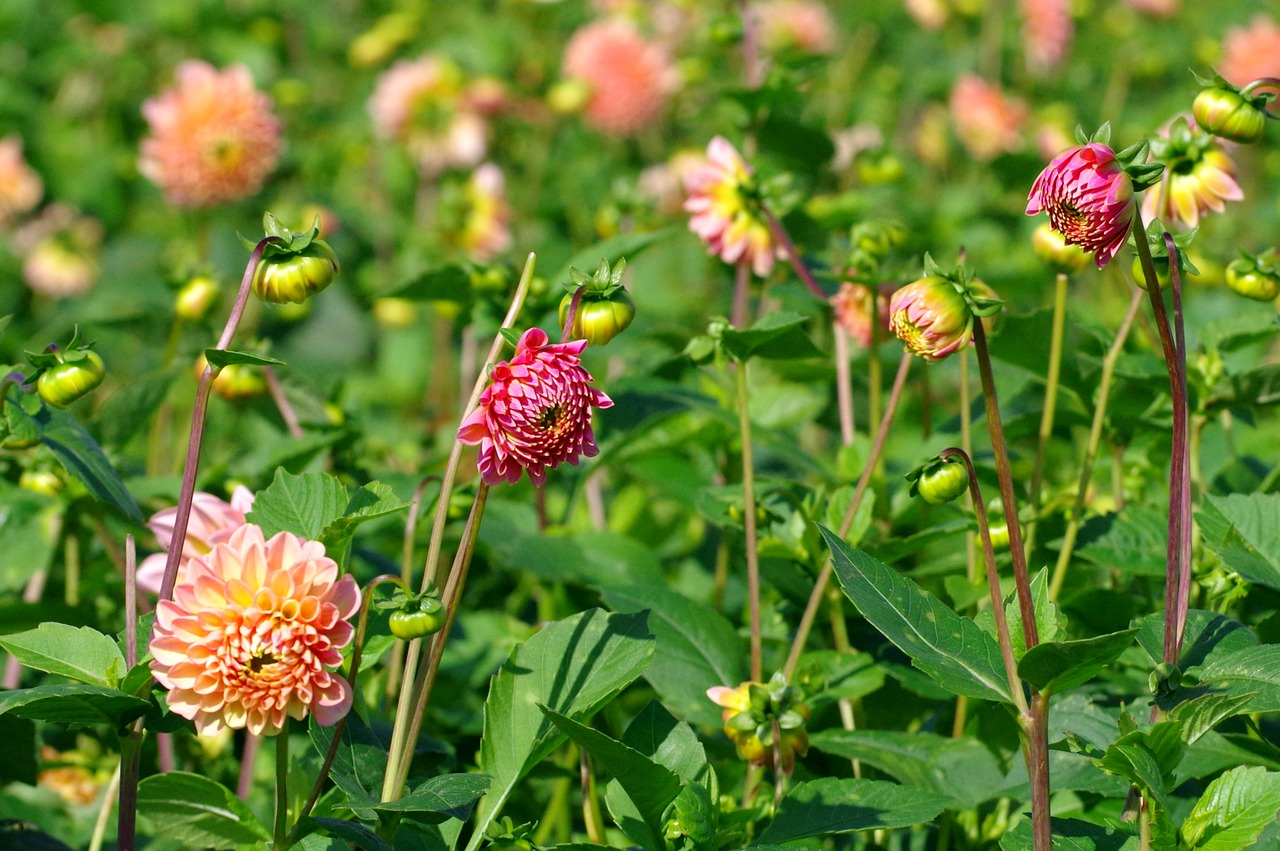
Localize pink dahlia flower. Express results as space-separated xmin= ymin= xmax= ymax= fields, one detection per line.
xmin=458 ymin=328 xmax=613 ymax=485
xmin=149 ymin=523 xmax=360 ymax=736
xmin=457 ymin=163 xmax=513 ymax=263
xmin=1220 ymin=15 xmax=1280 ymax=89
xmin=949 ymin=74 xmax=1027 ymax=161
xmin=889 ymin=277 xmax=975 ymax=362
xmin=1142 ymin=144 xmax=1243 ymax=230
xmin=1025 ymin=143 xmax=1135 ymax=269
xmin=683 ymin=136 xmax=783 ymax=277
xmin=562 ymin=20 xmax=675 ymax=137
xmin=1020 ymin=0 xmax=1072 ymax=76
xmin=139 ymin=61 xmax=281 ymax=208
xmin=754 ymin=1 xmax=837 ymax=55
xmin=136 ymin=486 xmax=255 ymax=595
xmin=369 ymin=55 xmax=488 ymax=177
xmin=1125 ymin=0 xmax=1179 ymax=17
xmin=0 ymin=135 xmax=42 ymax=226
xmin=830 ymin=282 xmax=890 ymax=348
xmin=14 ymin=204 xmax=101 ymax=298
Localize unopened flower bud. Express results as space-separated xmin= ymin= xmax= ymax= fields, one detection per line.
xmin=889 ymin=276 xmax=974 ymax=361
xmin=1193 ymin=86 xmax=1267 ymax=145
xmin=1031 ymin=223 xmax=1090 ymax=274
xmin=175 ymin=276 xmax=220 ymax=321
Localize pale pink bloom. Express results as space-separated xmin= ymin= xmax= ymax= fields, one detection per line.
xmin=457 ymin=328 xmax=613 ymax=486
xmin=753 ymin=1 xmax=837 ymax=54
xmin=683 ymin=136 xmax=783 ymax=277
xmin=1142 ymin=145 xmax=1243 ymax=229
xmin=1220 ymin=15 xmax=1280 ymax=89
xmin=369 ymin=55 xmax=488 ymax=176
xmin=14 ymin=204 xmax=101 ymax=298
xmin=0 ymin=136 xmax=42 ymax=226
xmin=949 ymin=74 xmax=1027 ymax=161
xmin=136 ymin=486 xmax=256 ymax=595
xmin=903 ymin=0 xmax=948 ymax=30
xmin=1026 ymin=143 xmax=1135 ymax=269
xmin=149 ymin=523 xmax=360 ymax=736
xmin=562 ymin=20 xmax=675 ymax=137
xmin=457 ymin=163 xmax=513 ymax=263
xmin=1125 ymin=0 xmax=1179 ymax=17
xmin=830 ymin=282 xmax=890 ymax=348
xmin=1021 ymin=0 xmax=1072 ymax=76
xmin=139 ymin=61 xmax=281 ymax=208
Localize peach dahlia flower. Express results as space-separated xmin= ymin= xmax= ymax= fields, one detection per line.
xmin=562 ymin=20 xmax=675 ymax=137
xmin=139 ymin=61 xmax=281 ymax=208
xmin=1220 ymin=15 xmax=1280 ymax=89
xmin=0 ymin=135 xmax=42 ymax=226
xmin=150 ymin=524 xmax=360 ymax=736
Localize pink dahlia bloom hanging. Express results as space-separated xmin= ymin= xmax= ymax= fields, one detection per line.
xmin=683 ymin=136 xmax=783 ymax=277
xmin=149 ymin=524 xmax=360 ymax=736
xmin=457 ymin=328 xmax=613 ymax=486
xmin=135 ymin=486 xmax=256 ymax=595
xmin=139 ymin=61 xmax=281 ymax=208
xmin=1025 ymin=143 xmax=1135 ymax=269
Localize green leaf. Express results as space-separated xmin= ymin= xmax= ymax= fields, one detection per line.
xmin=137 ymin=772 xmax=270 ymax=849
xmin=1181 ymin=766 xmax=1280 ymax=850
xmin=1076 ymin=507 xmax=1168 ymax=578
xmin=719 ymin=312 xmax=821 ymax=362
xmin=600 ymin=584 xmax=744 ymax=727
xmin=1198 ymin=493 xmax=1280 ymax=591
xmin=620 ymin=700 xmax=711 ymax=785
xmin=466 ymin=609 xmax=655 ymax=851
xmin=334 ymin=775 xmax=490 ymax=824
xmin=1207 ymin=363 xmax=1280 ymax=413
xmin=1135 ymin=610 xmax=1256 ymax=669
xmin=248 ymin=468 xmax=349 ymax=540
xmin=999 ymin=817 xmax=1139 ymax=851
xmin=1017 ymin=629 xmax=1137 ymax=696
xmin=821 ymin=527 xmax=1012 ymax=704
xmin=304 ymin=817 xmax=394 ymax=851
xmin=308 ymin=712 xmax=388 ymax=818
xmin=0 ymin=715 xmax=37 ymax=784
xmin=95 ymin=366 xmax=181 ymax=449
xmin=0 ymin=485 xmax=58 ymax=592
xmin=385 ymin=264 xmax=472 ymax=303
xmin=1169 ymin=692 xmax=1259 ymax=746
xmin=1097 ymin=722 xmax=1185 ymax=808
xmin=546 ymin=709 xmax=681 ymax=851
xmin=755 ymin=777 xmax=949 ymax=843
xmin=203 ymin=348 xmax=285 ymax=368
xmin=975 ymin=569 xmax=1063 ymax=661
xmin=1198 ymin=312 xmax=1280 ymax=354
xmin=0 ymin=684 xmax=149 ymax=727
xmin=318 ymin=480 xmax=409 ymax=555
xmin=808 ymin=729 xmax=1004 ymax=810
xmin=1195 ymin=645 xmax=1280 ymax=712
xmin=0 ymin=623 xmax=126 ymax=687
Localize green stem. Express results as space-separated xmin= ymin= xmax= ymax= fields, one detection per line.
xmin=737 ymin=359 xmax=763 ymax=682
xmin=115 ymin=724 xmax=144 ymax=851
xmin=274 ymin=732 xmax=290 ymax=851
xmin=834 ymin=324 xmax=855 ymax=445
xmin=972 ymin=322 xmax=1038 ymax=650
xmin=783 ymin=353 xmax=911 ymax=679
xmin=960 ymin=349 xmax=977 ymax=584
xmin=581 ymin=750 xmax=606 ymax=845
xmin=1048 ymin=289 xmax=1143 ymax=601
xmin=89 ymin=760 xmax=122 ymax=851
xmin=1023 ymin=691 xmax=1053 ymax=851
xmin=1026 ymin=273 xmax=1069 ymax=555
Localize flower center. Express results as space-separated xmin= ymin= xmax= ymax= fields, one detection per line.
xmin=537 ymin=404 xmax=563 ymax=431
xmin=247 ymin=649 xmax=277 ymax=674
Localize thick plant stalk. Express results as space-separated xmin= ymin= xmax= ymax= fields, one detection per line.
xmin=273 ymin=733 xmax=290 ymax=850
xmin=1048 ymin=289 xmax=1144 ymax=601
xmin=783 ymin=352 xmax=912 ymax=679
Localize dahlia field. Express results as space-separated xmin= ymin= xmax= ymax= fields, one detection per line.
xmin=6 ymin=2 xmax=1280 ymax=850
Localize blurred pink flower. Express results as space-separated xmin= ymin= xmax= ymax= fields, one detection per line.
xmin=1125 ymin=0 xmax=1179 ymax=17
xmin=369 ymin=55 xmax=488 ymax=176
xmin=903 ymin=0 xmax=948 ymax=30
xmin=754 ymin=1 xmax=837 ymax=54
xmin=150 ymin=524 xmax=360 ymax=737
xmin=889 ymin=277 xmax=975 ymax=362
xmin=950 ymin=74 xmax=1027 ymax=161
xmin=1220 ymin=15 xmax=1280 ymax=88
xmin=136 ymin=486 xmax=255 ymax=595
xmin=830 ymin=282 xmax=890 ymax=348
xmin=14 ymin=204 xmax=101 ymax=298
xmin=0 ymin=136 xmax=42 ymax=226
xmin=1021 ymin=0 xmax=1072 ymax=76
xmin=457 ymin=328 xmax=613 ymax=486
xmin=139 ymin=61 xmax=281 ymax=208
xmin=457 ymin=163 xmax=513 ymax=263
xmin=1142 ymin=145 xmax=1243 ymax=229
xmin=683 ymin=136 xmax=783 ymax=277
xmin=1026 ymin=143 xmax=1134 ymax=269
xmin=562 ymin=20 xmax=675 ymax=137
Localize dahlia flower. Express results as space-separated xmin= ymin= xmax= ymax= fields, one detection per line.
xmin=139 ymin=61 xmax=281 ymax=208
xmin=136 ymin=486 xmax=255 ymax=595
xmin=829 ymin=282 xmax=889 ymax=348
xmin=369 ymin=55 xmax=488 ymax=176
xmin=753 ymin=1 xmax=837 ymax=55
xmin=683 ymin=136 xmax=783 ymax=277
xmin=14 ymin=204 xmax=101 ymax=298
xmin=149 ymin=524 xmax=360 ymax=736
xmin=1020 ymin=0 xmax=1072 ymax=76
xmin=889 ymin=276 xmax=976 ymax=362
xmin=949 ymin=74 xmax=1027 ymax=161
xmin=0 ymin=135 xmax=42 ymax=226
xmin=457 ymin=328 xmax=613 ymax=486
xmin=707 ymin=679 xmax=809 ymax=772
xmin=1025 ymin=143 xmax=1135 ymax=269
xmin=1125 ymin=0 xmax=1178 ymax=17
xmin=562 ymin=21 xmax=674 ymax=137
xmin=457 ymin=163 xmax=513 ymax=263
xmin=1142 ymin=144 xmax=1243 ymax=230
xmin=1221 ymin=15 xmax=1280 ymax=88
